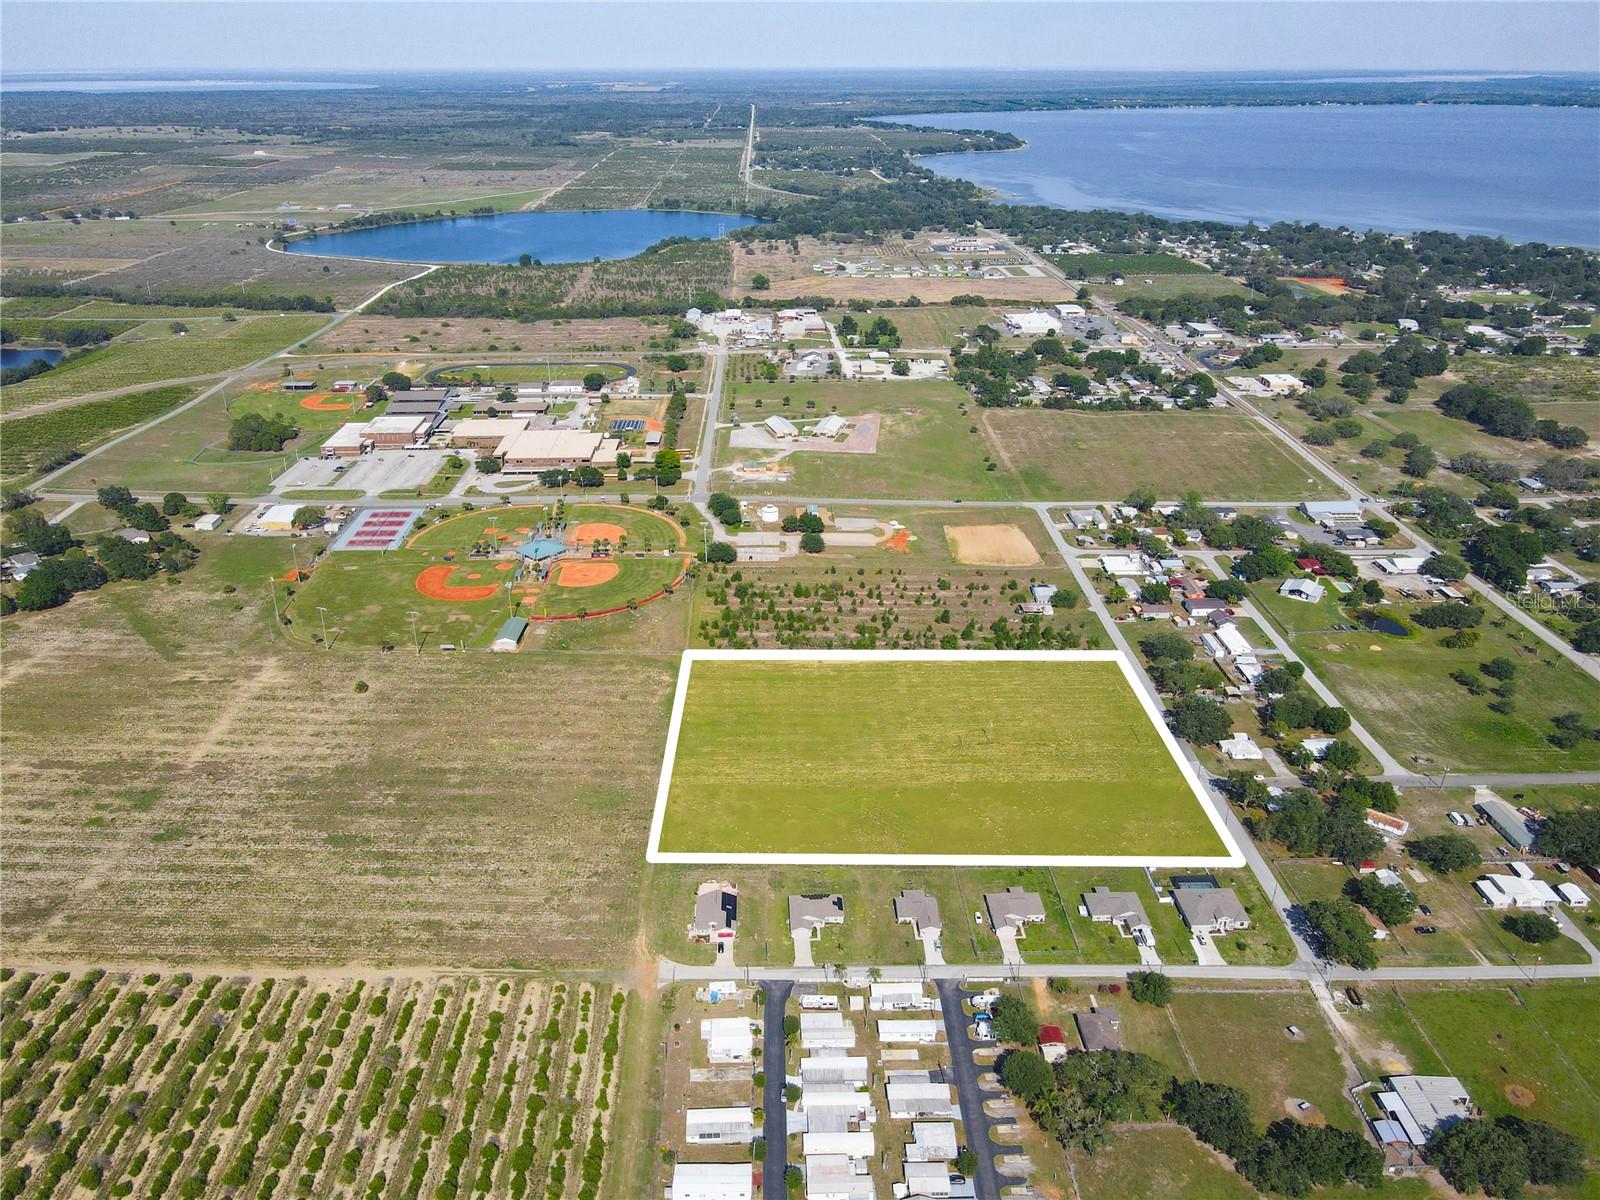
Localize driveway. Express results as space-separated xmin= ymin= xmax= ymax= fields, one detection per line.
xmin=995 ymin=928 xmax=1022 ymax=966
xmin=791 ymin=930 xmax=814 ymax=968
xmin=934 ymin=980 xmax=1003 ymax=1200
xmin=920 ymin=929 xmax=946 ymax=966
xmin=761 ymin=980 xmax=793 ymax=1198
xmin=1190 ymin=935 xmax=1226 ymax=966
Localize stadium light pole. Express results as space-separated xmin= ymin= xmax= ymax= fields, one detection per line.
xmin=266 ymin=578 xmax=280 ymax=626
xmin=406 ymin=610 xmax=420 ymax=655
xmin=316 ymin=605 xmax=330 ymax=649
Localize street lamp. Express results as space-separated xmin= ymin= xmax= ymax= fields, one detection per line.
xmin=316 ymin=605 xmax=330 ymax=649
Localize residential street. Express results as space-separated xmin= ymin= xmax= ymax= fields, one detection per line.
xmin=935 ymin=980 xmax=1003 ymax=1200
xmin=761 ymin=979 xmax=793 ymax=1198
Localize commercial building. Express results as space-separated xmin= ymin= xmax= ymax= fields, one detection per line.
xmin=450 ymin=417 xmax=531 ymax=451
xmin=1475 ymin=795 xmax=1540 ymax=852
xmin=498 ymin=429 xmax=612 ymax=472
xmin=362 ymin=414 xmax=432 ymax=448
xmin=321 ymin=422 xmax=373 ymax=458
xmin=1001 ymin=311 xmax=1061 ymax=337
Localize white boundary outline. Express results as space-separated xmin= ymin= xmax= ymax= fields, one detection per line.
xmin=645 ymin=649 xmax=1246 ymax=868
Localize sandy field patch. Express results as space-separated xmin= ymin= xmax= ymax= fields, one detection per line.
xmin=556 ymin=560 xmax=621 ymax=588
xmin=299 ymin=393 xmax=352 ymax=411
xmin=1290 ymin=276 xmax=1351 ymax=294
xmin=944 ymin=523 xmax=1041 ymax=566
xmin=568 ymin=521 xmax=628 ymax=545
xmin=413 ymin=564 xmax=500 ymax=601
xmin=769 ymin=276 xmax=1073 ymax=303
xmin=309 ymin=314 xmax=654 ymax=354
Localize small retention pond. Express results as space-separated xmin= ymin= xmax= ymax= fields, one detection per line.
xmin=1 ymin=347 xmax=66 ymax=369
xmin=282 ymin=209 xmax=764 ymax=265
xmin=1358 ymin=609 xmax=1412 ymax=637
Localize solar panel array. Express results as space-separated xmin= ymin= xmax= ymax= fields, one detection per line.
xmin=607 ymin=418 xmax=646 ymax=432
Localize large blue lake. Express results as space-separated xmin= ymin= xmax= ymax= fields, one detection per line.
xmin=283 ymin=209 xmax=764 ymax=265
xmin=892 ymin=105 xmax=1600 ymax=247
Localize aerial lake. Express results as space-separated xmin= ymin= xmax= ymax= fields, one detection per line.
xmin=283 ymin=209 xmax=765 ymax=265
xmin=890 ymin=105 xmax=1600 ymax=247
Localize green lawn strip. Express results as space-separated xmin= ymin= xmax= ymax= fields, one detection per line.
xmin=1205 ymin=869 xmax=1299 ymax=967
xmin=1168 ymin=989 xmax=1357 ymax=1130
xmin=1249 ymin=584 xmax=1600 ymax=773
xmin=280 ymin=488 xmax=364 ymax=500
xmin=0 ymin=383 xmax=199 ymax=483
xmin=657 ymin=658 xmax=1225 ymax=860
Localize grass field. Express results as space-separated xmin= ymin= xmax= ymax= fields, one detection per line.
xmin=0 ymin=533 xmax=673 ymax=968
xmin=0 ymin=967 xmax=629 ymax=1200
xmin=651 ymin=652 xmax=1235 ymax=863
xmin=286 ymin=503 xmax=690 ymax=648
xmin=977 ymin=408 xmax=1339 ymax=501
xmin=0 ymin=382 xmax=199 ymax=483
xmin=49 ymin=380 xmax=300 ymax=495
xmin=0 ymin=314 xmax=328 ymax=410
xmin=1250 ymin=586 xmax=1600 ymax=772
xmin=1050 ymin=252 xmax=1212 ymax=277
xmin=1348 ymin=982 xmax=1600 ymax=1164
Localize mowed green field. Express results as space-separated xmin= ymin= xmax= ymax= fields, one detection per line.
xmin=287 ymin=503 xmax=689 ymax=647
xmin=654 ymin=656 xmax=1232 ymax=860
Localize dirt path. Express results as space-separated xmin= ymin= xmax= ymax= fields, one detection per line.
xmin=183 ymin=656 xmax=287 ymax=765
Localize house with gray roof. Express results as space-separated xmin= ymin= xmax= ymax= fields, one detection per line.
xmin=1074 ymin=1006 xmax=1122 ymax=1052
xmin=1082 ymin=887 xmax=1152 ymax=941
xmin=789 ymin=893 xmax=845 ymax=938
xmin=1174 ymin=887 xmax=1251 ymax=936
xmin=893 ymin=889 xmax=942 ymax=938
xmin=983 ymin=886 xmax=1045 ymax=933
xmin=689 ymin=880 xmax=738 ymax=943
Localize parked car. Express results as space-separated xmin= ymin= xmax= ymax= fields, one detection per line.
xmin=1413 ymin=926 xmax=1438 ymax=935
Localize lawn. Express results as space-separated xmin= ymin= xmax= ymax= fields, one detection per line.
xmin=0 ymin=314 xmax=328 ymax=410
xmin=1250 ymin=586 xmax=1600 ymax=772
xmin=287 ymin=502 xmax=690 ymax=647
xmin=977 ymin=408 xmax=1339 ymax=501
xmin=1349 ymin=982 xmax=1600 ymax=1158
xmin=650 ymin=651 xmax=1238 ymax=864
xmin=1168 ymin=989 xmax=1358 ymax=1130
xmin=718 ymin=378 xmax=1003 ymax=500
xmin=1050 ymin=252 xmax=1213 ymax=277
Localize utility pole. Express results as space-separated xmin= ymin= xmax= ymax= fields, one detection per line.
xmin=266 ymin=578 xmax=280 ymax=625
xmin=406 ymin=609 xmax=420 ymax=654
xmin=316 ymin=605 xmax=330 ymax=649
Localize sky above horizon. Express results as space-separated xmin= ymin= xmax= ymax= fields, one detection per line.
xmin=3 ymin=1 xmax=1598 ymax=74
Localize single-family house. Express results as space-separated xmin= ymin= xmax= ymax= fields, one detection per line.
xmin=670 ymin=1162 xmax=753 ymax=1200
xmin=1375 ymin=1076 xmax=1472 ymax=1147
xmin=1082 ymin=887 xmax=1153 ymax=943
xmin=689 ymin=880 xmax=738 ymax=943
xmin=801 ymin=1131 xmax=875 ymax=1159
xmin=984 ymin=887 xmax=1046 ymax=934
xmin=1074 ymin=1007 xmax=1122 ymax=1052
xmin=790 ymin=894 xmax=845 ymax=939
xmin=876 ymin=1019 xmax=941 ymax=1045
xmin=1219 ymin=733 xmax=1265 ymax=761
xmin=869 ymin=981 xmax=936 ymax=1012
xmin=886 ymin=1073 xmax=955 ymax=1120
xmin=1364 ymin=809 xmax=1411 ymax=839
xmin=1556 ymin=882 xmax=1589 ymax=908
xmin=1474 ymin=874 xmax=1560 ymax=910
xmin=1278 ymin=578 xmax=1327 ymax=604
xmin=804 ymin=1153 xmax=874 ymax=1200
xmin=902 ymin=1161 xmax=950 ymax=1199
xmin=1174 ymin=887 xmax=1251 ymax=936
xmin=700 ymin=1018 xmax=755 ymax=1063
xmin=685 ymin=1107 xmax=756 ymax=1145
xmin=905 ymin=1123 xmax=958 ymax=1163
xmin=799 ymin=1055 xmax=869 ymax=1088
xmin=801 ymin=1011 xmax=856 ymax=1051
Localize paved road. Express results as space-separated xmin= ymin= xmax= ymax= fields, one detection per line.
xmin=935 ymin=980 xmax=1002 ymax=1200
xmin=761 ymin=979 xmax=793 ymax=1198
xmin=691 ymin=339 xmax=728 ymax=502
